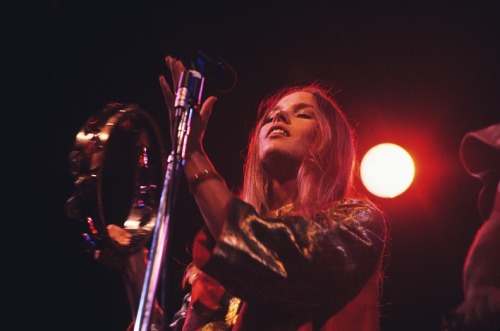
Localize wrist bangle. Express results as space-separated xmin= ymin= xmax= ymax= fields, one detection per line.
xmin=187 ymin=169 xmax=223 ymax=190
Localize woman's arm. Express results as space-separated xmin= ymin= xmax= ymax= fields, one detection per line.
xmin=192 ymin=198 xmax=387 ymax=310
xmin=159 ymin=56 xmax=234 ymax=240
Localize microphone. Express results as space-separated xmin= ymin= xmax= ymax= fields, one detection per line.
xmin=193 ymin=50 xmax=237 ymax=93
xmin=174 ymin=69 xmax=204 ymax=110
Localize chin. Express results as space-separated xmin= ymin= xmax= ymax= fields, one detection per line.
xmin=261 ymin=149 xmax=299 ymax=164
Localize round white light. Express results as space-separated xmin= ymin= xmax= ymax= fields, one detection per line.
xmin=360 ymin=143 xmax=415 ymax=198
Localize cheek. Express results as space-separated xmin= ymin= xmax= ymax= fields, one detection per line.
xmin=299 ymin=126 xmax=319 ymax=146
xmin=295 ymin=129 xmax=320 ymax=157
xmin=257 ymin=128 xmax=266 ymax=145
xmin=257 ymin=129 xmax=267 ymax=154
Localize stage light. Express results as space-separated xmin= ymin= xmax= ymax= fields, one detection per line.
xmin=360 ymin=143 xmax=415 ymax=198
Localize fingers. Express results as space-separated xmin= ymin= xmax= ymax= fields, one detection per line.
xmin=159 ymin=75 xmax=177 ymax=144
xmin=165 ymin=55 xmax=186 ymax=86
xmin=159 ymin=75 xmax=174 ymax=107
xmin=199 ymin=96 xmax=218 ymax=124
xmin=107 ymin=224 xmax=132 ymax=246
xmin=162 ymin=55 xmax=219 ymax=147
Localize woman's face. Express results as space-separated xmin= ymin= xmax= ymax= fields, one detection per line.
xmin=258 ymin=91 xmax=318 ymax=163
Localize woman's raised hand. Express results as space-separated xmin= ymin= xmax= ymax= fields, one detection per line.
xmin=159 ymin=55 xmax=217 ymax=154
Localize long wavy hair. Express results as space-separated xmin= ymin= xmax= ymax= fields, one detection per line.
xmin=239 ymin=82 xmax=358 ymax=215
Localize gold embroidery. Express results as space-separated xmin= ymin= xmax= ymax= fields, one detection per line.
xmin=269 ymin=203 xmax=294 ymax=217
xmin=199 ymin=297 xmax=241 ymax=330
xmin=200 ymin=321 xmax=230 ymax=331
xmin=225 ymin=297 xmax=241 ymax=326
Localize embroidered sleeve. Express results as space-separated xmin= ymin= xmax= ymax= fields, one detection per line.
xmin=192 ymin=198 xmax=387 ymax=310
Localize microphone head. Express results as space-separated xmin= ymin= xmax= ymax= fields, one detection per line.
xmin=194 ymin=50 xmax=237 ymax=93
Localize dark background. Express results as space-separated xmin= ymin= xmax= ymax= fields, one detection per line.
xmin=6 ymin=1 xmax=500 ymax=330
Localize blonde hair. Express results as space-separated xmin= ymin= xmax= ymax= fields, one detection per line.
xmin=239 ymin=82 xmax=357 ymax=215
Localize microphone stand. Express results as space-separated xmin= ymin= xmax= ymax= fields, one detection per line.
xmin=133 ymin=67 xmax=205 ymax=331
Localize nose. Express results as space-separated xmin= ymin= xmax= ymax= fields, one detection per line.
xmin=272 ymin=110 xmax=289 ymax=124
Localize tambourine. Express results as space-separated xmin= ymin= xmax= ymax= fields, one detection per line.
xmin=66 ymin=102 xmax=166 ymax=254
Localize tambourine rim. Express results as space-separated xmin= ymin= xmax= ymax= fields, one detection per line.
xmin=68 ymin=104 xmax=166 ymax=254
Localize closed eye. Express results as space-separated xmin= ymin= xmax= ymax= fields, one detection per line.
xmin=296 ymin=113 xmax=314 ymax=119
